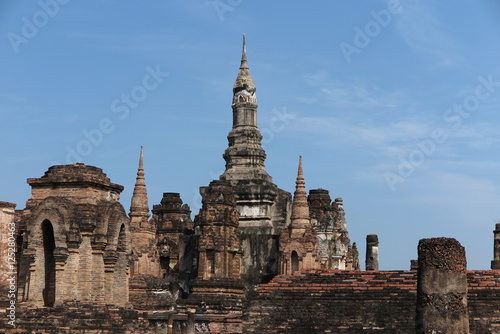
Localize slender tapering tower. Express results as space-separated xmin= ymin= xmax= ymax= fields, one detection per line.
xmin=129 ymin=146 xmax=157 ymax=277
xmin=130 ymin=146 xmax=149 ymax=222
xmin=280 ymin=156 xmax=320 ymax=275
xmin=219 ymin=35 xmax=292 ymax=286
xmin=290 ymin=156 xmax=309 ymax=234
xmin=221 ymin=34 xmax=271 ymax=183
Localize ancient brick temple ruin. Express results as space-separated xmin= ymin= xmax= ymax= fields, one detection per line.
xmin=1 ymin=37 xmax=499 ymax=333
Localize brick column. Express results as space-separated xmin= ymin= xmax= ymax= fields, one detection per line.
xmin=365 ymin=234 xmax=379 ymax=271
xmin=491 ymin=224 xmax=500 ymax=269
xmin=416 ymin=238 xmax=469 ymax=334
xmin=103 ymin=252 xmax=118 ymax=303
xmin=53 ymin=247 xmax=68 ymax=305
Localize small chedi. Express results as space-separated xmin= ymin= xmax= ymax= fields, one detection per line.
xmin=0 ymin=36 xmax=499 ymax=333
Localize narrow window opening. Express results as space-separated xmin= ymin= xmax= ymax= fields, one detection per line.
xmin=291 ymin=251 xmax=299 ymax=273
xmin=42 ymin=220 xmax=56 ymax=307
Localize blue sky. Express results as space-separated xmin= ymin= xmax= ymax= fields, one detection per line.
xmin=1 ymin=0 xmax=500 ymax=270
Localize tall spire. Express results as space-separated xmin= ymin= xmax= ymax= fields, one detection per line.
xmin=279 ymin=156 xmax=319 ymax=274
xmin=221 ymin=35 xmax=270 ymax=182
xmin=291 ymin=156 xmax=309 ymax=222
xmin=241 ymin=34 xmax=248 ymax=68
xmin=129 ymin=146 xmax=149 ymax=219
xmin=233 ymin=34 xmax=256 ymax=105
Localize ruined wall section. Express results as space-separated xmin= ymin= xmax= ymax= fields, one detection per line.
xmin=128 ymin=192 xmax=197 ymax=307
xmin=467 ymin=270 xmax=500 ymax=332
xmin=307 ymin=190 xmax=357 ymax=270
xmin=18 ymin=163 xmax=131 ymax=308
xmin=244 ymin=269 xmax=500 ymax=333
xmin=182 ymin=180 xmax=244 ymax=319
xmin=24 ymin=163 xmax=122 ymax=210
xmin=153 ymin=192 xmax=193 ymax=279
xmin=244 ymin=270 xmax=418 ymax=333
xmin=0 ymin=303 xmax=154 ymax=333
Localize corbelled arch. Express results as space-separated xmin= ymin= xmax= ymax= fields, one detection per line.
xmin=20 ymin=197 xmax=74 ymax=307
xmin=18 ymin=163 xmax=130 ymax=307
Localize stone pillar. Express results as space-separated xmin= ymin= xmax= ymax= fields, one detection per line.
xmin=491 ymin=224 xmax=500 ymax=270
xmin=365 ymin=234 xmax=379 ymax=271
xmin=416 ymin=238 xmax=469 ymax=334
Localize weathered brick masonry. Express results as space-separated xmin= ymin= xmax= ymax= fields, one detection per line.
xmin=416 ymin=238 xmax=469 ymax=333
xmin=0 ymin=269 xmax=498 ymax=333
xmin=0 ymin=302 xmax=154 ymax=334
xmin=468 ymin=271 xmax=500 ymax=333
xmin=244 ymin=270 xmax=417 ymax=333
xmin=244 ymin=269 xmax=500 ymax=333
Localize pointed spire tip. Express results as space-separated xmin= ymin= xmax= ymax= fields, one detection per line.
xmin=241 ymin=34 xmax=247 ymax=63
xmin=130 ymin=144 xmax=149 ymax=218
xmin=138 ymin=146 xmax=144 ymax=170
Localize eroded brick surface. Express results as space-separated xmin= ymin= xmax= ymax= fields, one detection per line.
xmin=244 ymin=269 xmax=500 ymax=334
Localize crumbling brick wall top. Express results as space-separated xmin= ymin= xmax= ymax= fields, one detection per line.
xmin=245 ymin=270 xmax=417 ymax=333
xmin=418 ymin=237 xmax=467 ymax=272
xmin=0 ymin=201 xmax=16 ymax=209
xmin=27 ymin=163 xmax=123 ymax=192
xmin=255 ymin=269 xmax=417 ymax=294
xmin=245 ymin=269 xmax=500 ymax=333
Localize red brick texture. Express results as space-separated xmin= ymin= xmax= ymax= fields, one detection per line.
xmin=243 ymin=269 xmax=500 ymax=333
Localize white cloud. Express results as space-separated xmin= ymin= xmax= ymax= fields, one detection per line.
xmin=290 ymin=113 xmax=434 ymax=156
xmin=394 ymin=0 xmax=464 ymax=68
xmin=304 ymin=71 xmax=410 ymax=109
xmin=305 ymin=70 xmax=329 ymax=86
xmin=292 ymin=70 xmax=500 ymax=161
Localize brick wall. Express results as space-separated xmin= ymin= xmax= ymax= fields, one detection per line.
xmin=244 ymin=269 xmax=500 ymax=334
xmin=468 ymin=270 xmax=500 ymax=333
xmin=0 ymin=269 xmax=498 ymax=332
xmin=244 ymin=270 xmax=417 ymax=333
xmin=0 ymin=302 xmax=155 ymax=333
